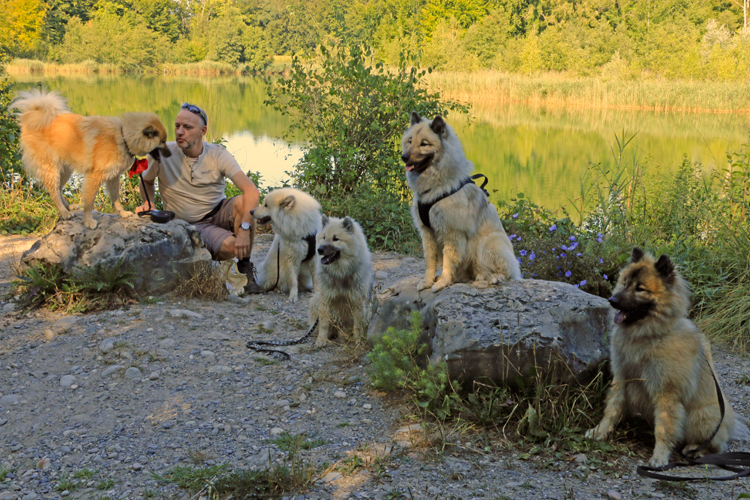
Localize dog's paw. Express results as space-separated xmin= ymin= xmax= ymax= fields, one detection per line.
xmin=288 ymin=291 xmax=299 ymax=303
xmin=84 ymin=218 xmax=98 ymax=230
xmin=417 ymin=279 xmax=434 ymax=291
xmin=647 ymin=452 xmax=670 ymax=469
xmin=488 ymin=272 xmax=508 ymax=284
xmin=58 ymin=210 xmax=73 ymax=220
xmin=314 ymin=336 xmax=330 ymax=348
xmin=585 ymin=425 xmax=609 ymax=441
xmin=119 ymin=210 xmax=135 ymax=218
xmin=431 ymin=279 xmax=450 ymax=293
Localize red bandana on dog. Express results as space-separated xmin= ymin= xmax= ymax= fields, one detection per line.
xmin=128 ymin=158 xmax=148 ymax=178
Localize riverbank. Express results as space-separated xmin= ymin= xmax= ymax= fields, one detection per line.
xmin=7 ymin=59 xmax=750 ymax=113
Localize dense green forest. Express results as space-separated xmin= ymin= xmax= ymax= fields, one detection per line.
xmin=1 ymin=0 xmax=750 ymax=80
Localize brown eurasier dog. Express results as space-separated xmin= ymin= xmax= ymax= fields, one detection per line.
xmin=587 ymin=247 xmax=747 ymax=467
xmin=15 ymin=89 xmax=171 ymax=229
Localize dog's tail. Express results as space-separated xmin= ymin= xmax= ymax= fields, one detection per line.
xmin=13 ymin=89 xmax=69 ymax=130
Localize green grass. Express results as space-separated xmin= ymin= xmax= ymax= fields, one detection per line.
xmin=55 ymin=474 xmax=83 ymax=492
xmin=73 ymin=467 xmax=97 ymax=479
xmin=266 ymin=432 xmax=327 ymax=453
xmin=95 ymin=478 xmax=117 ymax=490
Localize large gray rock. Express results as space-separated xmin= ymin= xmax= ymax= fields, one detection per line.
xmin=368 ymin=277 xmax=613 ymax=386
xmin=22 ymin=212 xmax=211 ymax=295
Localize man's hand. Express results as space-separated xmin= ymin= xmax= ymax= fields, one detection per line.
xmin=135 ymin=202 xmax=155 ymax=214
xmin=235 ymin=231 xmax=251 ymax=259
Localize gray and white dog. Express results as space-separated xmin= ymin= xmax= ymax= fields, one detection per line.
xmin=309 ymin=215 xmax=373 ymax=347
xmin=402 ymin=112 xmax=521 ymax=292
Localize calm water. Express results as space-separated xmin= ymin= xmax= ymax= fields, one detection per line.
xmin=13 ymin=75 xmax=750 ymax=212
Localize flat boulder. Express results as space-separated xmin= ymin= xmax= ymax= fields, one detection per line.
xmin=22 ymin=212 xmax=211 ymax=295
xmin=368 ymin=277 xmax=612 ymax=386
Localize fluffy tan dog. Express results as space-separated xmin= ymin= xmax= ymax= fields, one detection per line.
xmin=401 ymin=112 xmax=521 ymax=292
xmin=251 ymin=187 xmax=322 ymax=303
xmin=586 ymin=248 xmax=748 ymax=467
xmin=14 ymin=89 xmax=170 ymax=229
xmin=309 ymin=216 xmax=373 ymax=347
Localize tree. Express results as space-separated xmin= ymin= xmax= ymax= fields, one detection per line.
xmin=0 ymin=0 xmax=47 ymax=56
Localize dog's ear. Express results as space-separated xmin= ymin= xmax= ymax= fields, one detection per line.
xmin=410 ymin=111 xmax=421 ymax=126
xmin=321 ymin=214 xmax=329 ymax=227
xmin=142 ymin=126 xmax=159 ymax=139
xmin=430 ymin=116 xmax=447 ymax=136
xmin=280 ymin=195 xmax=295 ymax=209
xmin=654 ymin=254 xmax=674 ymax=278
xmin=342 ymin=216 xmax=354 ymax=232
xmin=631 ymin=247 xmax=644 ymax=263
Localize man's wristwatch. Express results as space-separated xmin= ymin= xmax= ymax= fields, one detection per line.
xmin=240 ymin=222 xmax=251 ymax=231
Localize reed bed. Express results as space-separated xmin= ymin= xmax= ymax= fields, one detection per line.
xmin=6 ymin=59 xmax=117 ymax=75
xmin=425 ymin=70 xmax=750 ymax=113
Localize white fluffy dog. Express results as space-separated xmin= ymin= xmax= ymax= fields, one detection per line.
xmin=309 ymin=216 xmax=373 ymax=347
xmin=251 ymin=188 xmax=322 ymax=302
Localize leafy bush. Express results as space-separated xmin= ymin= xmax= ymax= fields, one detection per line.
xmin=265 ymin=44 xmax=469 ymax=198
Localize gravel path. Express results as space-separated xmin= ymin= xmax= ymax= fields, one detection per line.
xmin=2 ymin=234 xmax=750 ymax=500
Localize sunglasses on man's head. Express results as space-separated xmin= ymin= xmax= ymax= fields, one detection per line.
xmin=181 ymin=103 xmax=207 ymax=126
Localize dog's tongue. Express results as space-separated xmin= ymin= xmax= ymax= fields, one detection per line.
xmin=614 ymin=311 xmax=625 ymax=325
xmin=404 ymin=165 xmax=414 ymax=172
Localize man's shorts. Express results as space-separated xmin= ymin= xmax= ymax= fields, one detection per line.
xmin=192 ymin=196 xmax=238 ymax=259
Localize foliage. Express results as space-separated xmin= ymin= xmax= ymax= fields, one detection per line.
xmin=367 ymin=311 xmax=458 ymax=420
xmin=265 ymin=44 xmax=469 ymax=198
xmin=10 ymin=260 xmax=136 ymax=313
xmin=0 ymin=0 xmax=47 ymax=57
xmin=173 ymin=261 xmax=228 ymax=302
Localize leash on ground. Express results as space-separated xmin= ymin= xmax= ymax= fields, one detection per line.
xmin=636 ymin=358 xmax=750 ymax=481
xmin=246 ymin=318 xmax=319 ymax=361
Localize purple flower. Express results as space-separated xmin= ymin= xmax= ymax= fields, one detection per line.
xmin=529 ymin=251 xmax=536 ymax=261
xmin=549 ymin=224 xmax=557 ymax=232
xmin=520 ymin=249 xmax=527 ymax=256
xmin=597 ymin=237 xmax=603 ymax=243
xmin=510 ymin=234 xmax=516 ymax=240
xmin=532 ymin=273 xmax=537 ymax=277
xmin=517 ymin=237 xmax=521 ymax=242
xmin=576 ymin=253 xmax=582 ymax=257
xmin=560 ymin=253 xmax=566 ymax=258
xmin=569 ymin=241 xmax=578 ymax=250
xmin=558 ymin=272 xmax=562 ymax=276
xmin=565 ymin=270 xmax=571 ymax=277
xmin=557 ymin=266 xmax=561 ymax=270
xmin=575 ymin=284 xmax=580 ymax=288
xmin=512 ymin=213 xmax=519 ymax=219
xmin=603 ymin=274 xmax=608 ymax=280
xmin=599 ymin=258 xmax=603 ymax=264
xmin=551 ymin=247 xmax=556 ymax=252
xmin=580 ymin=280 xmax=587 ymax=286
xmin=561 ymin=245 xmax=568 ymax=251
xmin=569 ymin=236 xmax=576 ymax=241
xmin=517 ymin=257 xmax=522 ymax=264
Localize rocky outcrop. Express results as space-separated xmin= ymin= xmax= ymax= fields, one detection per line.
xmin=22 ymin=212 xmax=211 ymax=295
xmin=368 ymin=277 xmax=613 ymax=386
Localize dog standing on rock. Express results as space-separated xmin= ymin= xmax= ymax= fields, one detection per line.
xmin=402 ymin=112 xmax=521 ymax=292
xmin=587 ymin=248 xmax=749 ymax=467
xmin=14 ymin=89 xmax=171 ymax=229
xmin=309 ymin=215 xmax=373 ymax=347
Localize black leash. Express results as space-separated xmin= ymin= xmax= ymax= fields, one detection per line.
xmin=246 ymin=319 xmax=319 ymax=360
xmin=417 ymin=173 xmax=489 ymax=230
xmin=636 ymin=359 xmax=750 ymax=481
xmin=266 ymin=232 xmax=316 ymax=292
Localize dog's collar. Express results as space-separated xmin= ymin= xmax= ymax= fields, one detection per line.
xmin=416 ymin=174 xmax=490 ymax=230
xmin=302 ymin=233 xmax=317 ymax=262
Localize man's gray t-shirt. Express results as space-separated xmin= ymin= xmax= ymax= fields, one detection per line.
xmin=144 ymin=142 xmax=242 ymax=223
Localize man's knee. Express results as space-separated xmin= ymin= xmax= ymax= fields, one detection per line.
xmin=216 ymin=235 xmax=235 ymax=260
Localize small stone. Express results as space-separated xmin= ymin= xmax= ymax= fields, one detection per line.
xmin=0 ymin=418 xmax=7 ymax=426
xmin=261 ymin=321 xmax=276 ymax=331
xmin=200 ymin=350 xmax=215 ymax=358
xmin=0 ymin=395 xmax=20 ymax=405
xmin=275 ymin=400 xmax=290 ymax=407
xmin=2 ymin=303 xmax=15 ymax=314
xmin=158 ymin=338 xmax=175 ymax=349
xmin=168 ymin=309 xmax=204 ymax=319
xmin=149 ymin=371 xmax=160 ymax=380
xmin=37 ymin=458 xmax=52 ymax=470
xmin=43 ymin=329 xmax=56 ymax=341
xmin=99 ymin=338 xmax=115 ymax=354
xmin=53 ymin=316 xmax=78 ymax=330
xmin=101 ymin=365 xmax=123 ymax=377
xmin=132 ymin=463 xmax=142 ymax=471
xmin=254 ymin=376 xmax=269 ymax=384
xmin=270 ymin=427 xmax=284 ymax=436
xmin=60 ymin=492 xmax=70 ymax=498
xmin=607 ymin=491 xmax=622 ymax=500
xmin=363 ymin=404 xmax=372 ymax=410
xmin=60 ymin=375 xmax=76 ymax=387
xmin=573 ymin=453 xmax=588 ymax=465
xmin=208 ymin=365 xmax=233 ymax=374
xmin=321 ymin=472 xmax=343 ymax=483
xmin=427 ymin=486 xmax=440 ymax=495
xmin=374 ymin=270 xmax=388 ymax=280
xmin=162 ymin=422 xmax=173 ymax=429
xmin=395 ymin=423 xmax=423 ymax=434
xmin=334 ymin=391 xmax=346 ymax=398
xmin=124 ymin=367 xmax=142 ymax=379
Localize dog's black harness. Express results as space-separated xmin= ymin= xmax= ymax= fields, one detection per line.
xmin=417 ymin=174 xmax=489 ymax=230
xmin=302 ymin=233 xmax=317 ymax=262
